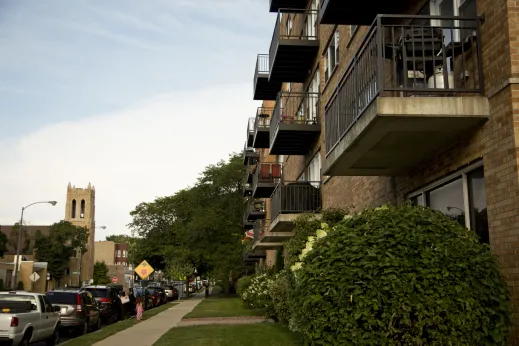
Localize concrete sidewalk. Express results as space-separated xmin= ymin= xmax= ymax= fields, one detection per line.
xmin=93 ymin=298 xmax=203 ymax=346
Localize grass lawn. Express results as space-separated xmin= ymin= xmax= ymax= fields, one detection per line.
xmin=63 ymin=302 xmax=178 ymax=346
xmin=182 ymin=297 xmax=262 ymax=319
xmin=153 ymin=323 xmax=302 ymax=346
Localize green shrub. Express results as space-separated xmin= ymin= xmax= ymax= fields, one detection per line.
xmin=237 ymin=275 xmax=254 ymax=297
xmin=0 ymin=279 xmax=5 ymax=291
xmin=268 ymin=269 xmax=294 ymax=324
xmin=241 ymin=273 xmax=275 ymax=314
xmin=291 ymin=205 xmax=511 ymax=345
xmin=284 ymin=209 xmax=347 ymax=267
xmin=16 ymin=281 xmax=24 ymax=291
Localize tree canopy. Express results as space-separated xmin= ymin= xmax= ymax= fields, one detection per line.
xmin=34 ymin=220 xmax=89 ymax=285
xmin=93 ymin=261 xmax=111 ymax=285
xmin=128 ymin=153 xmax=246 ymax=284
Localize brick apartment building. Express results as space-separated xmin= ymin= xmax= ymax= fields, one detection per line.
xmin=242 ymin=0 xmax=519 ymax=341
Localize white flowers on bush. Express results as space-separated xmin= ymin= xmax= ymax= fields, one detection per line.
xmin=241 ymin=273 xmax=276 ymax=310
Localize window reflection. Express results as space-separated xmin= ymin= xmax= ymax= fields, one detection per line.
xmin=426 ymin=178 xmax=465 ymax=227
xmin=468 ymin=167 xmax=489 ymax=243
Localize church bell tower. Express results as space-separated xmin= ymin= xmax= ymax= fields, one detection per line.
xmin=65 ymin=183 xmax=96 ymax=285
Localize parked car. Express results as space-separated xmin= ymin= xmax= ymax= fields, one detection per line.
xmin=132 ymin=287 xmax=153 ymax=311
xmin=147 ymin=286 xmax=167 ymax=305
xmin=0 ymin=291 xmax=61 ymax=345
xmin=163 ymin=286 xmax=179 ymax=301
xmin=81 ymin=285 xmax=121 ymax=323
xmin=145 ymin=288 xmax=161 ymax=307
xmin=46 ymin=289 xmax=101 ymax=335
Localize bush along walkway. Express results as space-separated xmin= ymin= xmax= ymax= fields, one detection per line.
xmin=92 ymin=298 xmax=203 ymax=346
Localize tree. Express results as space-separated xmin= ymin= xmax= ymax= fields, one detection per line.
xmin=93 ymin=261 xmax=111 ymax=285
xmin=7 ymin=223 xmax=30 ymax=254
xmin=128 ymin=153 xmax=246 ymax=291
xmin=0 ymin=231 xmax=8 ymax=258
xmin=34 ymin=221 xmax=89 ymax=286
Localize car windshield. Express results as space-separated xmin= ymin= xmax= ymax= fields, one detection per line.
xmin=147 ymin=288 xmax=155 ymax=294
xmin=0 ymin=294 xmax=36 ymax=305
xmin=83 ymin=288 xmax=108 ymax=298
xmin=46 ymin=292 xmax=78 ymax=305
xmin=134 ymin=289 xmax=145 ymax=297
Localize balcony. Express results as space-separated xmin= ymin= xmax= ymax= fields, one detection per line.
xmin=269 ymin=0 xmax=308 ymax=13
xmin=269 ymin=9 xmax=320 ymax=83
xmin=253 ymin=55 xmax=282 ymax=100
xmin=242 ymin=174 xmax=252 ymax=197
xmin=270 ymin=181 xmax=321 ymax=232
xmin=252 ymin=162 xmax=282 ymax=198
xmin=253 ymin=107 xmax=273 ymax=148
xmin=318 ymin=0 xmax=416 ymax=25
xmin=323 ymin=15 xmax=488 ymax=176
xmin=253 ymin=220 xmax=286 ymax=250
xmin=270 ymin=92 xmax=321 ymax=155
xmin=243 ymin=142 xmax=259 ymax=166
xmin=243 ymin=198 xmax=266 ymax=225
xmin=246 ymin=118 xmax=255 ymax=147
xmin=243 ymin=247 xmax=266 ymax=263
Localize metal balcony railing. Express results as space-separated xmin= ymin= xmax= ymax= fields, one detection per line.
xmin=324 ymin=14 xmax=483 ymax=155
xmin=254 ymin=219 xmax=270 ymax=241
xmin=253 ymin=162 xmax=283 ymax=187
xmin=270 ymin=92 xmax=320 ymax=144
xmin=255 ymin=107 xmax=273 ymax=130
xmin=270 ymin=181 xmax=322 ymax=221
xmin=269 ymin=9 xmax=319 ymax=73
xmin=244 ymin=198 xmax=266 ymax=222
xmin=243 ymin=141 xmax=259 ymax=163
xmin=247 ymin=117 xmax=255 ymax=136
xmin=254 ymin=54 xmax=270 ymax=86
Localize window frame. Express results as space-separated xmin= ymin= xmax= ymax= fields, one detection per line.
xmin=324 ymin=29 xmax=339 ymax=83
xmin=407 ymin=160 xmax=483 ymax=231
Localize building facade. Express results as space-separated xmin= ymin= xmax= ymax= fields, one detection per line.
xmin=94 ymin=241 xmax=129 ymax=267
xmin=243 ymin=0 xmax=519 ymax=342
xmin=65 ymin=183 xmax=96 ymax=285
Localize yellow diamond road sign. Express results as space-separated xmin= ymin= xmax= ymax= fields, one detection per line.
xmin=135 ymin=260 xmax=154 ymax=280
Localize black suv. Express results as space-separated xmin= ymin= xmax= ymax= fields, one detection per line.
xmin=81 ymin=285 xmax=121 ymax=323
xmin=46 ymin=289 xmax=101 ymax=335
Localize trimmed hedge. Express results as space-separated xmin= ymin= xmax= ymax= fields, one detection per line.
xmin=237 ymin=275 xmax=254 ymax=297
xmin=291 ymin=205 xmax=511 ymax=345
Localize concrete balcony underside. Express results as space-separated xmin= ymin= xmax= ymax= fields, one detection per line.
xmin=253 ymin=241 xmax=283 ymax=250
xmin=254 ymin=74 xmax=281 ymax=101
xmin=323 ymin=96 xmax=490 ymax=176
xmin=318 ymin=0 xmax=415 ymax=25
xmin=253 ymin=182 xmax=278 ymax=198
xmin=261 ymin=231 xmax=294 ymax=243
xmin=269 ymin=42 xmax=320 ymax=83
xmin=270 ymin=213 xmax=321 ymax=232
xmin=269 ymin=0 xmax=308 ymax=13
xmin=253 ymin=128 xmax=270 ymax=148
xmin=270 ymin=123 xmax=321 ymax=155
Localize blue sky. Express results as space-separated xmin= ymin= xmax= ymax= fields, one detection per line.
xmin=0 ymin=0 xmax=274 ymax=238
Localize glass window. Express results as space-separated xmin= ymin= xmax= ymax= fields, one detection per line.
xmin=468 ymin=167 xmax=489 ymax=243
xmin=46 ymin=292 xmax=78 ymax=305
xmin=410 ymin=194 xmax=424 ymax=206
xmin=427 ymin=178 xmax=465 ymax=227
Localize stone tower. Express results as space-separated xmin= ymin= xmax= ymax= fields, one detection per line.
xmin=65 ymin=183 xmax=96 ymax=285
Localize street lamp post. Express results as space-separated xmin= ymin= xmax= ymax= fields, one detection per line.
xmin=77 ymin=225 xmax=106 ymax=286
xmin=13 ymin=201 xmax=57 ymax=289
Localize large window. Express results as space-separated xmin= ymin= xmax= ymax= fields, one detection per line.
xmin=409 ymin=163 xmax=489 ymax=243
xmin=297 ymin=152 xmax=322 ymax=187
xmin=324 ymin=30 xmax=339 ymax=83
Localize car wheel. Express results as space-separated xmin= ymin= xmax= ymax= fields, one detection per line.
xmin=19 ymin=336 xmax=29 ymax=346
xmin=46 ymin=329 xmax=59 ymax=346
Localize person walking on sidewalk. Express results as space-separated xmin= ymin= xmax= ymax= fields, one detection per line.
xmin=136 ymin=298 xmax=143 ymax=323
